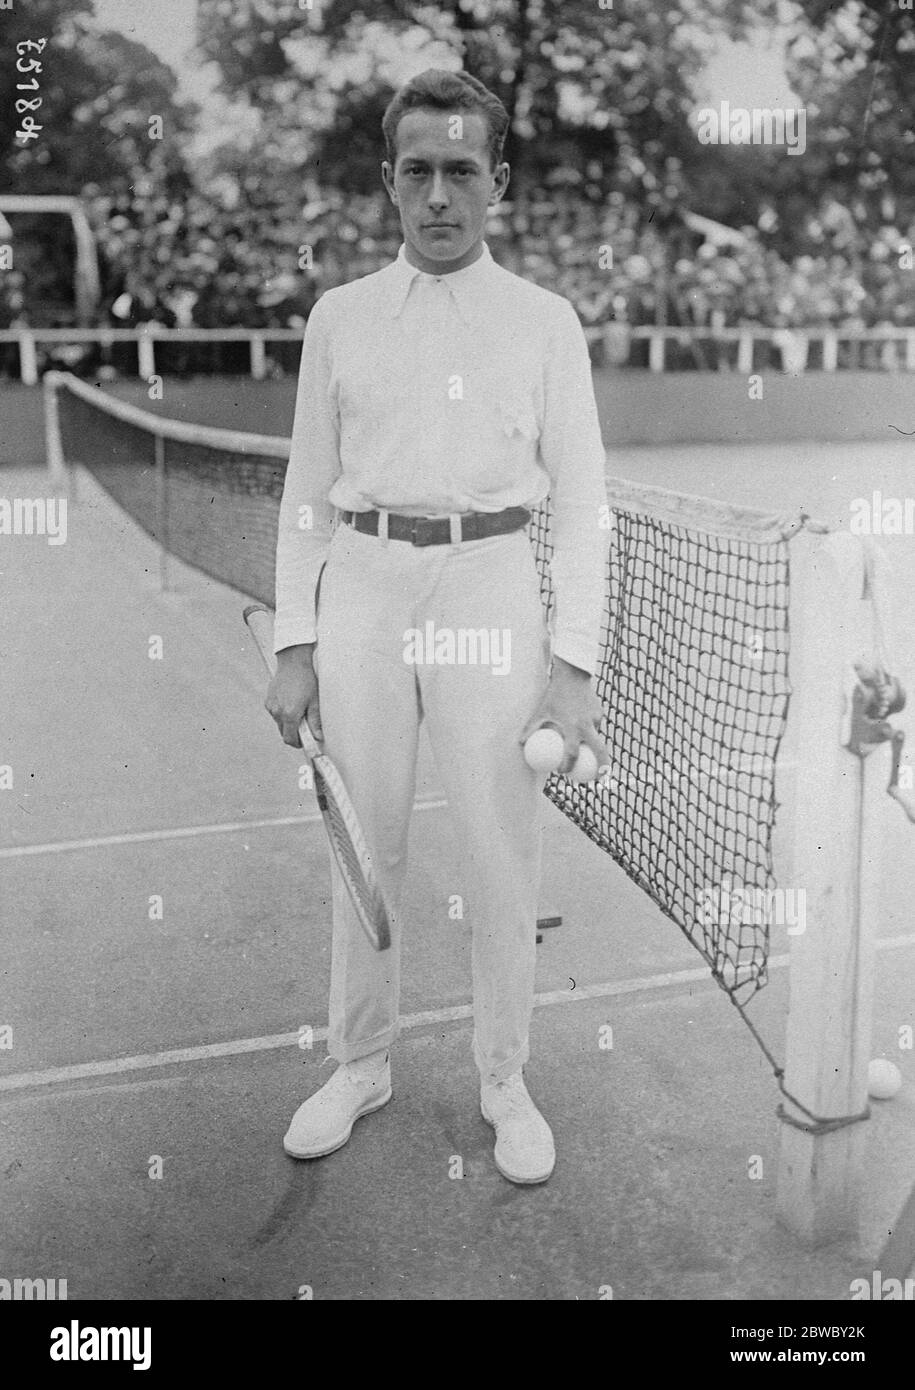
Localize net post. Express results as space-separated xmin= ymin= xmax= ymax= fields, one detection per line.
xmin=775 ymin=531 xmax=885 ymax=1245
xmin=154 ymin=433 xmax=168 ymax=591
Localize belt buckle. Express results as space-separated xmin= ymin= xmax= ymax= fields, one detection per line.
xmin=411 ymin=516 xmax=438 ymax=547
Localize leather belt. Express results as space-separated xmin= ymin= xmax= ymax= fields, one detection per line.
xmin=340 ymin=506 xmax=531 ymax=546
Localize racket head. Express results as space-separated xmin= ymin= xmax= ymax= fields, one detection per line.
xmin=242 ymin=603 xmax=392 ymax=950
xmin=312 ymin=755 xmax=393 ymax=952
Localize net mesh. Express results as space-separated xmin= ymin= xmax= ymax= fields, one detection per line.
xmin=54 ymin=377 xmax=791 ymax=1000
xmin=57 ymin=387 xmax=285 ymax=604
xmin=528 ymin=500 xmax=791 ymax=999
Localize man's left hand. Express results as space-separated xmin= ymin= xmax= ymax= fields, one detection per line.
xmin=520 ymin=657 xmax=608 ymax=775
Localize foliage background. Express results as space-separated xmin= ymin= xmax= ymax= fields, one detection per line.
xmin=1 ymin=0 xmax=913 ymax=333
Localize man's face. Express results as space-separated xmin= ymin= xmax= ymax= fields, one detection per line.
xmin=382 ymin=108 xmax=509 ymax=274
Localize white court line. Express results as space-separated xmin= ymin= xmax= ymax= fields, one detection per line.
xmin=0 ymin=798 xmax=449 ymax=860
xmin=2 ymin=932 xmax=913 ymax=1097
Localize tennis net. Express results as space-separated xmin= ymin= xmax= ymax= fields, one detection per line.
xmin=46 ymin=373 xmax=288 ymax=604
xmin=46 ymin=370 xmax=804 ymax=1001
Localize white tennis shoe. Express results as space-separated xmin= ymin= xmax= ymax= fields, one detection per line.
xmin=283 ymin=1050 xmax=392 ymax=1158
xmin=480 ymin=1071 xmax=555 ymax=1184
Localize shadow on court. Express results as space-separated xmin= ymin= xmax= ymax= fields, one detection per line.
xmin=1 ymin=450 xmax=913 ymax=1300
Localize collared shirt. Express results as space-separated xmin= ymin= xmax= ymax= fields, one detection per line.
xmin=274 ymin=242 xmax=608 ymax=673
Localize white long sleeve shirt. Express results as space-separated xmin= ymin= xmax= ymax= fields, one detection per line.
xmin=274 ymin=242 xmax=609 ymax=674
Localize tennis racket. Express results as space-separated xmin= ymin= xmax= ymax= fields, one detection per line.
xmin=243 ymin=603 xmax=392 ymax=952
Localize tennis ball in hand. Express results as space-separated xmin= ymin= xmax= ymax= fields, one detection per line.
xmin=523 ymin=725 xmax=565 ymax=773
xmin=867 ymin=1058 xmax=903 ymax=1100
xmin=569 ymin=744 xmax=600 ymax=782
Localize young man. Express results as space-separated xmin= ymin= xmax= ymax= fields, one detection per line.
xmin=267 ymin=68 xmax=608 ymax=1184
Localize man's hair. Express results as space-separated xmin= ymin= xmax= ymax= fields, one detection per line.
xmin=382 ymin=68 xmax=509 ymax=171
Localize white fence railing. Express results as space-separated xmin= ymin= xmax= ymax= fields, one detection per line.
xmin=0 ymin=326 xmax=305 ymax=385
xmin=2 ymin=323 xmax=915 ymax=383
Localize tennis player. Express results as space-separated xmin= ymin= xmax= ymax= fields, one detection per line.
xmin=267 ymin=68 xmax=608 ymax=1184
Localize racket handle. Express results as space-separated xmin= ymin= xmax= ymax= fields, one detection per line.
xmin=242 ymin=604 xmax=321 ymax=757
xmin=243 ymin=604 xmax=276 ymax=670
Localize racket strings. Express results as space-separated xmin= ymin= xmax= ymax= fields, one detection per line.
xmin=315 ymin=763 xmax=392 ymax=943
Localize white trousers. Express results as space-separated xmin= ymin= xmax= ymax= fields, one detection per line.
xmin=313 ymin=518 xmax=551 ymax=1084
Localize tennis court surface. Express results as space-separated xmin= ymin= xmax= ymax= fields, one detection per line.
xmin=1 ymin=429 xmax=913 ymax=1300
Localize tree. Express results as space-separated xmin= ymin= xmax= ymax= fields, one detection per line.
xmin=1 ymin=1 xmax=196 ymax=324
xmin=195 ymin=0 xmax=761 ymax=206
xmin=190 ymin=1 xmax=783 ymax=328
xmin=769 ymin=1 xmax=915 ymax=321
xmin=782 ymin=0 xmax=915 ymax=242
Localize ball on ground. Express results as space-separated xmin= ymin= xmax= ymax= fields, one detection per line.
xmin=867 ymin=1058 xmax=902 ymax=1100
xmin=523 ymin=725 xmax=565 ymax=774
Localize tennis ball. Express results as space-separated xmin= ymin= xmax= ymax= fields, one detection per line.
xmin=523 ymin=725 xmax=565 ymax=774
xmin=867 ymin=1058 xmax=903 ymax=1100
xmin=569 ymin=743 xmax=600 ymax=782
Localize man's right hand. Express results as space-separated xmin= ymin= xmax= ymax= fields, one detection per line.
xmin=266 ymin=644 xmax=321 ymax=747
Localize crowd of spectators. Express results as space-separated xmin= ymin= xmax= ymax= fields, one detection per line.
xmin=2 ymin=182 xmax=913 ymax=376
xmin=276 ymin=186 xmax=915 ymax=337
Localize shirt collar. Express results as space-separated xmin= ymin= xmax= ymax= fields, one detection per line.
xmin=388 ymin=242 xmax=496 ymax=324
